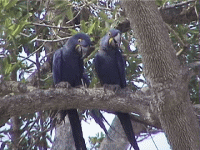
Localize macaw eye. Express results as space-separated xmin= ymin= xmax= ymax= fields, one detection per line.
xmin=108 ymin=32 xmax=111 ymax=36
xmin=78 ymin=39 xmax=82 ymax=43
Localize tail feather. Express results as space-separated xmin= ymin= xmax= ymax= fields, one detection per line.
xmin=116 ymin=112 xmax=139 ymax=150
xmin=90 ymin=109 xmax=108 ymax=135
xmin=67 ymin=109 xmax=86 ymax=150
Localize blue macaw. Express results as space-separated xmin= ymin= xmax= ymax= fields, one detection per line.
xmin=53 ymin=33 xmax=91 ymax=150
xmin=94 ymin=29 xmax=139 ymax=150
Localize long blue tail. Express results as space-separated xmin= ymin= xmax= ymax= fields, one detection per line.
xmin=116 ymin=112 xmax=139 ymax=150
xmin=66 ymin=109 xmax=87 ymax=150
xmin=90 ymin=109 xmax=108 ymax=135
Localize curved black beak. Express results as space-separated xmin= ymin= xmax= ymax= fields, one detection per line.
xmin=76 ymin=45 xmax=90 ymax=58
xmin=109 ymin=33 xmax=121 ymax=48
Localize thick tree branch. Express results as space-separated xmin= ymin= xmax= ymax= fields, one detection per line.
xmin=0 ymin=81 xmax=37 ymax=96
xmin=118 ymin=0 xmax=197 ymax=33
xmin=0 ymin=84 xmax=159 ymax=127
xmin=159 ymin=0 xmax=197 ymax=24
xmin=0 ymin=81 xmax=200 ymax=128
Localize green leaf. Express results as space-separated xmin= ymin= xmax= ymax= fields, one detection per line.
xmin=89 ymin=76 xmax=99 ymax=88
xmin=88 ymin=22 xmax=96 ymax=34
xmin=66 ymin=6 xmax=73 ymax=20
xmin=99 ymin=11 xmax=108 ymax=21
xmin=12 ymin=21 xmax=29 ymax=37
xmin=94 ymin=19 xmax=100 ymax=33
xmin=69 ymin=29 xmax=78 ymax=35
xmin=1 ymin=0 xmax=9 ymax=8
xmin=4 ymin=0 xmax=18 ymax=10
xmin=105 ymin=21 xmax=110 ymax=28
xmin=12 ymin=25 xmax=22 ymax=37
xmin=100 ymin=28 xmax=109 ymax=37
xmin=81 ymin=20 xmax=87 ymax=33
xmin=4 ymin=18 xmax=11 ymax=28
xmin=8 ymin=13 xmax=31 ymax=37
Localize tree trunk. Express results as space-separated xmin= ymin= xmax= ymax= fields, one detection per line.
xmin=10 ymin=116 xmax=21 ymax=150
xmin=99 ymin=116 xmax=146 ymax=150
xmin=10 ymin=55 xmax=21 ymax=150
xmin=51 ymin=116 xmax=76 ymax=150
xmin=99 ymin=116 xmax=130 ymax=150
xmin=121 ymin=1 xmax=200 ymax=150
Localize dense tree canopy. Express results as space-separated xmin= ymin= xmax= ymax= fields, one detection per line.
xmin=0 ymin=0 xmax=199 ymax=149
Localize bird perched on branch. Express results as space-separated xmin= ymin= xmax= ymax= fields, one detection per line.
xmin=94 ymin=29 xmax=140 ymax=150
xmin=53 ymin=33 xmax=91 ymax=150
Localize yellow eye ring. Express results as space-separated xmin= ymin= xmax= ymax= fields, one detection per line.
xmin=78 ymin=39 xmax=82 ymax=43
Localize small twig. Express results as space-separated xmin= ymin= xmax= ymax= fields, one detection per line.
xmin=18 ymin=55 xmax=36 ymax=64
xmin=18 ymin=116 xmax=40 ymax=146
xmin=159 ymin=0 xmax=195 ymax=9
xmin=20 ymin=32 xmax=31 ymax=37
xmin=40 ymin=74 xmax=52 ymax=82
xmin=27 ymin=126 xmax=52 ymax=149
xmin=65 ymin=3 xmax=86 ymax=25
xmin=20 ymin=42 xmax=46 ymax=63
xmin=194 ymin=0 xmax=198 ymax=20
xmin=165 ymin=23 xmax=186 ymax=47
xmin=31 ymin=37 xmax=69 ymax=43
xmin=146 ymin=127 xmax=159 ymax=150
xmin=188 ymin=61 xmax=200 ymax=68
xmin=31 ymin=22 xmax=79 ymax=29
xmin=176 ymin=49 xmax=184 ymax=56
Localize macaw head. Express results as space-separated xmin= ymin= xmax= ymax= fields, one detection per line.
xmin=100 ymin=29 xmax=121 ymax=50
xmin=66 ymin=33 xmax=91 ymax=58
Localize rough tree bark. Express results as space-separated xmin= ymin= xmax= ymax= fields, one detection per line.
xmin=0 ymin=85 xmax=155 ymax=127
xmin=51 ymin=117 xmax=76 ymax=150
xmin=99 ymin=116 xmax=131 ymax=150
xmin=99 ymin=116 xmax=147 ymax=150
xmin=0 ymin=82 xmax=160 ymax=150
xmin=121 ymin=1 xmax=200 ymax=150
xmin=10 ymin=56 xmax=21 ymax=150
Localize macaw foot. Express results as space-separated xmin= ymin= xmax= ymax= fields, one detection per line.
xmin=49 ymin=110 xmax=65 ymax=127
xmin=56 ymin=110 xmax=67 ymax=124
xmin=75 ymin=84 xmax=85 ymax=88
xmin=55 ymin=81 xmax=71 ymax=88
xmin=103 ymin=84 xmax=121 ymax=93
xmin=81 ymin=78 xmax=88 ymax=88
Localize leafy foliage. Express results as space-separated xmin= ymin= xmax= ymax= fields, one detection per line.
xmin=89 ymin=132 xmax=105 ymax=149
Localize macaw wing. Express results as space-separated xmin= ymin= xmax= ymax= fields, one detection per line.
xmin=116 ymin=50 xmax=126 ymax=88
xmin=52 ymin=48 xmax=63 ymax=84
